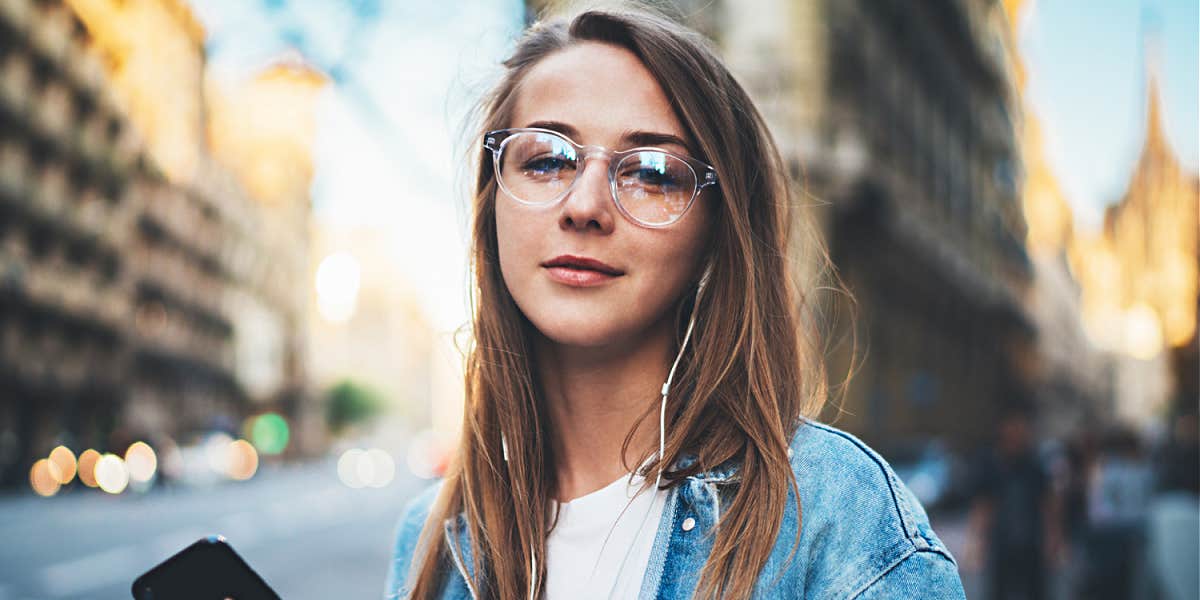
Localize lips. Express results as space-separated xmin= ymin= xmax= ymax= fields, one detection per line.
xmin=540 ymin=255 xmax=624 ymax=287
xmin=540 ymin=255 xmax=624 ymax=276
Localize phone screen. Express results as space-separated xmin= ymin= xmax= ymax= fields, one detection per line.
xmin=131 ymin=535 xmax=281 ymax=600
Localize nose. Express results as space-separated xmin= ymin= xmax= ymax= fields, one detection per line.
xmin=558 ymin=155 xmax=616 ymax=233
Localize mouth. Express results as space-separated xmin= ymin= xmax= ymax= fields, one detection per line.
xmin=540 ymin=255 xmax=624 ymax=287
xmin=540 ymin=255 xmax=625 ymax=276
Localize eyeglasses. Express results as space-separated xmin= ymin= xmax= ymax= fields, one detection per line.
xmin=484 ymin=127 xmax=719 ymax=228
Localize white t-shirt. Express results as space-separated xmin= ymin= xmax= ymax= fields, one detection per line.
xmin=544 ymin=469 xmax=669 ymax=600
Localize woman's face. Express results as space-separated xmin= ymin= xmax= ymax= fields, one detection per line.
xmin=495 ymin=41 xmax=713 ymax=351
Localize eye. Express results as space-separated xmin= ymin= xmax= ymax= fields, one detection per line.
xmin=620 ymin=165 xmax=681 ymax=189
xmin=638 ymin=168 xmax=673 ymax=185
xmin=522 ymin=155 xmax=575 ymax=176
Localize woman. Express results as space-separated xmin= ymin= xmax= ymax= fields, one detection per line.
xmin=385 ymin=6 xmax=964 ymax=599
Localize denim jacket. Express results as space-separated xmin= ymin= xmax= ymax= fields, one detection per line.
xmin=384 ymin=419 xmax=966 ymax=599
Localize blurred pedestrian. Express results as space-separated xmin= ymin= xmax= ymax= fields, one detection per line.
xmin=1077 ymin=425 xmax=1153 ymax=600
xmin=1059 ymin=430 xmax=1097 ymax=596
xmin=966 ymin=403 xmax=1062 ymax=600
xmin=1144 ymin=411 xmax=1199 ymax=600
xmin=381 ymin=6 xmax=964 ymax=599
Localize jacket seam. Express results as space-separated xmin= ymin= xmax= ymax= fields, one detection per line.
xmin=802 ymin=421 xmax=917 ymax=539
xmin=847 ymin=546 xmax=959 ymax=599
xmin=843 ymin=538 xmax=917 ymax=599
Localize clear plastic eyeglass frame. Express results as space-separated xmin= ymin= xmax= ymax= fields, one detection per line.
xmin=483 ymin=127 xmax=719 ymax=228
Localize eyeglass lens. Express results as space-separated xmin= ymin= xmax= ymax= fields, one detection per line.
xmin=497 ymin=131 xmax=699 ymax=226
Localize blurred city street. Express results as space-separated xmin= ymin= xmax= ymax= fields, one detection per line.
xmin=1 ymin=457 xmax=427 ymax=600
xmin=0 ymin=0 xmax=1196 ymax=598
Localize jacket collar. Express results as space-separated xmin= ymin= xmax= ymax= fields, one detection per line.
xmin=672 ymin=450 xmax=743 ymax=484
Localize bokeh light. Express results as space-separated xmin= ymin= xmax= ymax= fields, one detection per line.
xmin=30 ymin=459 xmax=60 ymax=497
xmin=249 ymin=413 xmax=290 ymax=455
xmin=43 ymin=454 xmax=63 ymax=483
xmin=364 ymin=448 xmax=395 ymax=488
xmin=48 ymin=446 xmax=77 ymax=485
xmin=226 ymin=439 xmax=259 ymax=481
xmin=124 ymin=441 xmax=158 ymax=483
xmin=94 ymin=453 xmax=129 ymax=494
xmin=354 ymin=450 xmax=375 ymax=486
xmin=77 ymin=449 xmax=101 ymax=488
xmin=204 ymin=432 xmax=235 ymax=474
xmin=336 ymin=448 xmax=395 ymax=488
xmin=157 ymin=438 xmax=184 ymax=482
xmin=337 ymin=448 xmax=365 ymax=488
xmin=1124 ymin=303 xmax=1164 ymax=360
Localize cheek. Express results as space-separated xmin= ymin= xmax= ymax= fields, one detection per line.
xmin=616 ymin=208 xmax=712 ymax=337
xmin=645 ymin=200 xmax=712 ymax=280
xmin=495 ymin=196 xmax=560 ymax=326
xmin=495 ymin=200 xmax=532 ymax=294
xmin=630 ymin=232 xmax=708 ymax=314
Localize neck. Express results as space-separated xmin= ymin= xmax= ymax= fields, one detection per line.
xmin=534 ymin=316 xmax=674 ymax=503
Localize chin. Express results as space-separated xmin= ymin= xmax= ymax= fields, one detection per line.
xmin=528 ymin=312 xmax=638 ymax=351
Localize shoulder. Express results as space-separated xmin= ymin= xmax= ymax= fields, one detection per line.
xmin=782 ymin=419 xmax=964 ymax=598
xmin=383 ymin=480 xmax=445 ymax=599
xmin=786 ymin=418 xmax=941 ymax=543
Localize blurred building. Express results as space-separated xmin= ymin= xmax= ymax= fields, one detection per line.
xmin=0 ymin=0 xmax=315 ymax=488
xmin=1070 ymin=64 xmax=1200 ymax=428
xmin=1018 ymin=114 xmax=1113 ymax=436
xmin=712 ymin=0 xmax=1035 ymax=451
xmin=1003 ymin=0 xmax=1111 ymax=438
xmin=206 ymin=60 xmax=324 ymax=454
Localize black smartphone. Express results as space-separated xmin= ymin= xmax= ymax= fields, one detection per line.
xmin=131 ymin=535 xmax=281 ymax=600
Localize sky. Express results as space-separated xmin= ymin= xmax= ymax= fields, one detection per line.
xmin=1018 ymin=0 xmax=1199 ymax=230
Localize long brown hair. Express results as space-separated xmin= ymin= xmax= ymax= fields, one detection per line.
xmin=407 ymin=6 xmax=840 ymax=599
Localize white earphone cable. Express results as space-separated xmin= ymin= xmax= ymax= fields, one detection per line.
xmin=513 ymin=270 xmax=708 ymax=600
xmin=594 ymin=273 xmax=705 ymax=599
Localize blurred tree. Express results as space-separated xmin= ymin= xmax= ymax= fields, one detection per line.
xmin=325 ymin=380 xmax=384 ymax=434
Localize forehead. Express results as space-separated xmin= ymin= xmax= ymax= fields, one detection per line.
xmin=509 ymin=41 xmax=687 ymax=146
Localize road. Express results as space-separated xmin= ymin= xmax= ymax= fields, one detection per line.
xmin=0 ymin=458 xmax=431 ymax=600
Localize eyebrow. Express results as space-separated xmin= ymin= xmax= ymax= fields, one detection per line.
xmin=522 ymin=120 xmax=693 ymax=154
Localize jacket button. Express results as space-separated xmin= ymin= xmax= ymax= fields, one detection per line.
xmin=682 ymin=517 xmax=696 ymax=531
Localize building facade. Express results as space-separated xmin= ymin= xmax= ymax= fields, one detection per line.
xmin=1002 ymin=0 xmax=1112 ymax=438
xmin=713 ymin=0 xmax=1035 ymax=451
xmin=0 ymin=0 xmax=314 ymax=487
